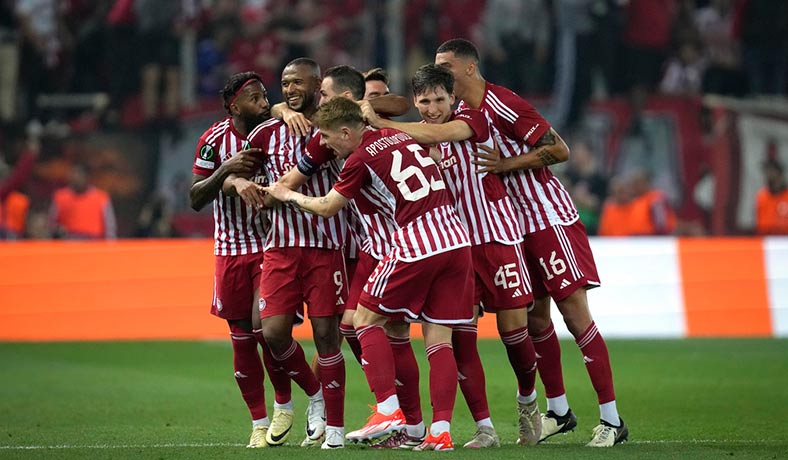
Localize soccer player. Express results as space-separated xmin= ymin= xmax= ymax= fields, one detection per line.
xmin=262 ymin=64 xmax=427 ymax=449
xmin=363 ymin=67 xmax=391 ymax=99
xmin=435 ymin=38 xmax=628 ymax=447
xmin=362 ymin=63 xmax=538 ymax=448
xmin=189 ymin=71 xmax=309 ymax=448
xmin=224 ymin=58 xmax=345 ymax=450
xmin=263 ymin=97 xmax=474 ymax=451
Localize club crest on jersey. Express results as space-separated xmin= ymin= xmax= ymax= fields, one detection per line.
xmin=199 ymin=144 xmax=215 ymax=160
xmin=259 ymin=298 xmax=266 ymax=311
xmin=241 ymin=140 xmax=251 ymax=150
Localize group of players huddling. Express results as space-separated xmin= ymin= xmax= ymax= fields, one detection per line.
xmin=189 ymin=38 xmax=628 ymax=451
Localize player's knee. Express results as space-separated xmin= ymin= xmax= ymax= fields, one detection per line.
xmin=260 ymin=324 xmax=290 ymax=354
xmin=228 ymin=319 xmax=254 ymax=334
xmin=312 ymin=323 xmax=340 ymax=353
xmin=384 ymin=320 xmax=410 ymax=338
xmin=556 ymin=292 xmax=592 ymax=337
xmin=496 ymin=308 xmax=527 ymax=333
xmin=529 ymin=315 xmax=550 ymax=334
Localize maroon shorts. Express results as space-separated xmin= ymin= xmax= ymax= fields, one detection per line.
xmin=347 ymin=251 xmax=378 ymax=312
xmin=472 ymin=242 xmax=533 ymax=311
xmin=345 ymin=256 xmax=360 ymax=291
xmin=212 ymin=252 xmax=264 ymax=320
xmin=522 ymin=221 xmax=601 ymax=302
xmin=259 ymin=247 xmax=347 ymax=319
xmin=359 ymin=247 xmax=474 ymax=324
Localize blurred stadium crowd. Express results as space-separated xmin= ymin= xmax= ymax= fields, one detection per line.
xmin=1 ymin=0 xmax=787 ymax=239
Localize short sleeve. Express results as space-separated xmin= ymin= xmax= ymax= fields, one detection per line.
xmin=333 ymin=155 xmax=367 ymax=200
xmin=510 ymin=99 xmax=550 ymax=147
xmin=192 ymin=141 xmax=220 ymax=175
xmin=298 ymin=133 xmax=336 ymax=176
xmin=453 ymin=109 xmax=490 ymax=144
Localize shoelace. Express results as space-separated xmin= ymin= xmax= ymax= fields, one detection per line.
xmin=593 ymin=425 xmax=614 ymax=442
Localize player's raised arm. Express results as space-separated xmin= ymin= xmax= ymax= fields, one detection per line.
xmin=472 ymin=128 xmax=570 ymax=174
xmin=367 ymin=93 xmax=411 ymax=117
xmin=263 ymin=182 xmax=348 ymax=218
xmin=271 ymin=101 xmax=312 ymax=137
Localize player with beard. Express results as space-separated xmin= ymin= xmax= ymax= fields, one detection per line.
xmin=224 ymin=59 xmax=345 ymax=449
xmin=189 ymin=71 xmax=302 ymax=448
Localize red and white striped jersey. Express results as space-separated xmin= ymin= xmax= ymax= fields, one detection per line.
xmin=247 ymin=119 xmax=346 ymax=250
xmin=460 ymin=81 xmax=579 ymax=234
xmin=301 ymin=128 xmax=394 ymax=261
xmin=192 ymin=117 xmax=267 ymax=256
xmin=437 ymin=108 xmax=523 ymax=246
xmin=333 ymin=128 xmax=470 ymax=262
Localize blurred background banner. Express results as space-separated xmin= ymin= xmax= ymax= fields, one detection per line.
xmin=2 ymin=237 xmax=786 ymax=341
xmin=2 ymin=0 xmax=788 ymax=240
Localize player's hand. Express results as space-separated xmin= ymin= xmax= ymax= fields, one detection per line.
xmin=235 ymin=178 xmax=267 ymax=208
xmin=283 ymin=109 xmax=312 ymax=137
xmin=222 ymin=148 xmax=262 ymax=175
xmin=472 ymin=143 xmax=507 ymax=174
xmin=262 ymin=181 xmax=293 ymax=204
xmin=358 ymin=100 xmax=381 ymax=127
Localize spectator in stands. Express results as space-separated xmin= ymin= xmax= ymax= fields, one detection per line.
xmin=659 ymin=40 xmax=706 ymax=96
xmin=755 ymin=157 xmax=788 ymax=235
xmin=565 ymin=139 xmax=608 ymax=235
xmin=734 ymin=0 xmax=788 ymax=95
xmin=0 ymin=158 xmax=29 ymax=239
xmin=598 ymin=175 xmax=634 ymax=237
xmin=15 ymin=0 xmax=69 ymax=120
xmin=552 ymin=0 xmax=597 ymax=131
xmin=0 ymin=130 xmax=38 ymax=239
xmin=134 ymin=0 xmax=188 ymax=137
xmin=135 ymin=192 xmax=176 ymax=238
xmin=104 ymin=0 xmax=139 ymax=127
xmin=621 ymin=0 xmax=677 ymax=133
xmin=226 ymin=4 xmax=286 ymax=102
xmin=0 ymin=0 xmax=19 ymax=124
xmin=480 ymin=0 xmax=550 ymax=96
xmin=695 ymin=0 xmax=746 ymax=96
xmin=627 ymin=170 xmax=676 ymax=235
xmin=49 ymin=163 xmax=117 ymax=239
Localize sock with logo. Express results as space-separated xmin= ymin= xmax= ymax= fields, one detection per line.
xmin=339 ymin=322 xmax=363 ymax=365
xmin=426 ymin=342 xmax=457 ymax=424
xmin=356 ymin=324 xmax=397 ymax=403
xmin=452 ymin=324 xmax=490 ymax=421
xmin=389 ymin=335 xmax=423 ymax=426
xmin=576 ymin=321 xmax=616 ymax=414
xmin=271 ymin=339 xmax=321 ymax=397
xmin=318 ymin=351 xmax=345 ymax=427
xmin=255 ymin=329 xmax=292 ymax=405
xmin=500 ymin=326 xmax=538 ymax=397
xmin=230 ymin=329 xmax=267 ymax=420
xmin=532 ymin=321 xmax=567 ymax=400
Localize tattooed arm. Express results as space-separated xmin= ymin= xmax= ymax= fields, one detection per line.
xmin=472 ymin=128 xmax=570 ymax=174
xmin=262 ymin=182 xmax=348 ymax=218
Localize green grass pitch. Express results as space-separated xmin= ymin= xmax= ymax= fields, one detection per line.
xmin=1 ymin=338 xmax=786 ymax=460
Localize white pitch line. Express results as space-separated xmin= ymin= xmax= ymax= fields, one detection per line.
xmin=0 ymin=440 xmax=785 ymax=449
xmin=0 ymin=443 xmax=244 ymax=450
